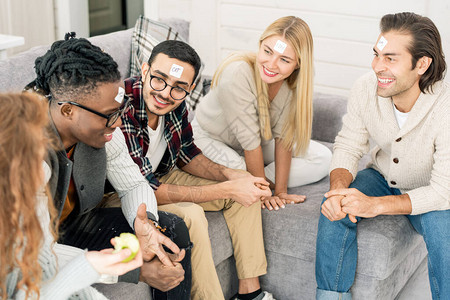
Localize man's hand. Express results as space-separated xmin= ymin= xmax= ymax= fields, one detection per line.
xmin=326 ymin=188 xmax=379 ymax=221
xmin=226 ymin=176 xmax=271 ymax=207
xmin=321 ymin=194 xmax=347 ymax=222
xmin=139 ymin=252 xmax=185 ymax=292
xmin=261 ymin=193 xmax=306 ymax=210
xmin=134 ymin=203 xmax=181 ymax=265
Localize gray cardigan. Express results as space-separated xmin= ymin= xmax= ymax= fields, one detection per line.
xmin=46 ymin=137 xmax=107 ymax=218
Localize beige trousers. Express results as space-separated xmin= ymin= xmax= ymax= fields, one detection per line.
xmin=158 ymin=169 xmax=267 ymax=300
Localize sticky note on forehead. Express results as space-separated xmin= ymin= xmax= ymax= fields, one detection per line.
xmin=377 ymin=36 xmax=388 ymax=51
xmin=273 ymin=40 xmax=287 ymax=54
xmin=170 ymin=64 xmax=184 ymax=78
xmin=115 ymin=87 xmax=125 ymax=103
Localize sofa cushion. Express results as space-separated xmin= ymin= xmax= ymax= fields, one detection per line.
xmin=0 ymin=44 xmax=49 ymax=92
xmin=312 ymin=92 xmax=347 ymax=144
xmin=0 ymin=29 xmax=133 ymax=93
xmin=89 ymin=29 xmax=133 ymax=80
xmin=129 ymin=15 xmax=204 ymax=110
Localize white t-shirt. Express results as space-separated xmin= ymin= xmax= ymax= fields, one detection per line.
xmin=393 ymin=103 xmax=409 ymax=129
xmin=146 ymin=116 xmax=167 ymax=171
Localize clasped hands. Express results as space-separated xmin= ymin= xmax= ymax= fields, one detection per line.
xmin=321 ymin=188 xmax=378 ymax=223
xmin=226 ymin=169 xmax=306 ymax=210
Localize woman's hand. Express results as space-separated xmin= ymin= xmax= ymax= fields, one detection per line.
xmin=261 ymin=193 xmax=306 ymax=211
xmin=276 ymin=192 xmax=306 ymax=204
xmin=261 ymin=195 xmax=284 ymax=211
xmin=85 ymin=244 xmax=143 ymax=276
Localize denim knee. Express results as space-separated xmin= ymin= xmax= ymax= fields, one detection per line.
xmin=158 ymin=211 xmax=192 ymax=250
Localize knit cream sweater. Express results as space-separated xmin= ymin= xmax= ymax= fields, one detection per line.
xmin=195 ymin=60 xmax=292 ymax=152
xmin=331 ymin=72 xmax=450 ymax=215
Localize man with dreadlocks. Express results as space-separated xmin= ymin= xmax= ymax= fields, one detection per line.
xmin=26 ymin=33 xmax=191 ymax=299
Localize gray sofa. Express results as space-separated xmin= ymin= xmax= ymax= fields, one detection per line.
xmin=0 ymin=26 xmax=428 ymax=300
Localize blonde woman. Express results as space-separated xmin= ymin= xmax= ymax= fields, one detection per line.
xmin=192 ymin=16 xmax=332 ymax=211
xmin=1 ymin=93 xmax=142 ymax=300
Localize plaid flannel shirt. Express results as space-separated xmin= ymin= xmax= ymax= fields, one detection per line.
xmin=121 ymin=76 xmax=202 ymax=190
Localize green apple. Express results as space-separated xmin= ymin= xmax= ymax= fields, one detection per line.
xmin=113 ymin=233 xmax=140 ymax=263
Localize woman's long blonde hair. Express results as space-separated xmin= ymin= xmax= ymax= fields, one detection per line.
xmin=212 ymin=16 xmax=314 ymax=156
xmin=0 ymin=93 xmax=53 ymax=299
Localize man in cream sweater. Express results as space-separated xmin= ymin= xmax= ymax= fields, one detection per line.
xmin=315 ymin=12 xmax=449 ymax=300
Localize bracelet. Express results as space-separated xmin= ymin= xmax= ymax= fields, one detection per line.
xmin=150 ymin=219 xmax=166 ymax=232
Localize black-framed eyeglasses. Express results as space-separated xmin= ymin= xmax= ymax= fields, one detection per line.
xmin=148 ymin=74 xmax=190 ymax=101
xmin=57 ymin=96 xmax=130 ymax=128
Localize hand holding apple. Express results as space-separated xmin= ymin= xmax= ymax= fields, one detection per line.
xmin=85 ymin=241 xmax=143 ymax=276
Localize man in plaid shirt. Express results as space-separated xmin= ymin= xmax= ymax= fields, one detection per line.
xmin=120 ymin=40 xmax=274 ymax=300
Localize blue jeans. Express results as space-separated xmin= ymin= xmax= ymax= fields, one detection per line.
xmin=315 ymin=168 xmax=450 ymax=300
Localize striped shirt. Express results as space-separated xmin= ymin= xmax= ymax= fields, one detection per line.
xmin=105 ymin=127 xmax=159 ymax=223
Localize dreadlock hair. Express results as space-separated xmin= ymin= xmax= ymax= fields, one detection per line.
xmin=25 ymin=32 xmax=121 ymax=102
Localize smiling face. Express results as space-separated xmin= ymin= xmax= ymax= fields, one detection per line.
xmin=141 ymin=53 xmax=195 ymax=122
xmin=371 ymin=31 xmax=423 ymax=102
xmin=256 ymin=35 xmax=298 ymax=86
xmin=63 ymin=81 xmax=124 ymax=149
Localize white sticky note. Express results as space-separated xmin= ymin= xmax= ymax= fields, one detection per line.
xmin=170 ymin=64 xmax=184 ymax=78
xmin=115 ymin=87 xmax=125 ymax=104
xmin=273 ymin=40 xmax=287 ymax=54
xmin=377 ymin=36 xmax=388 ymax=51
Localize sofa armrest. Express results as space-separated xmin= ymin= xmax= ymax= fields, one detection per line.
xmin=311 ymin=92 xmax=347 ymax=144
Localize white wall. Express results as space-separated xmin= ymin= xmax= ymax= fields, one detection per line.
xmin=146 ymin=0 xmax=450 ymax=96
xmin=0 ymin=0 xmax=55 ymax=57
xmin=55 ymin=0 xmax=89 ymax=39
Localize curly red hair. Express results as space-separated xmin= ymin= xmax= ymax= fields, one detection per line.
xmin=0 ymin=93 xmax=51 ymax=299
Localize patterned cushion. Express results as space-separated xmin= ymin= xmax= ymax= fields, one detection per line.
xmin=130 ymin=15 xmax=204 ymax=110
